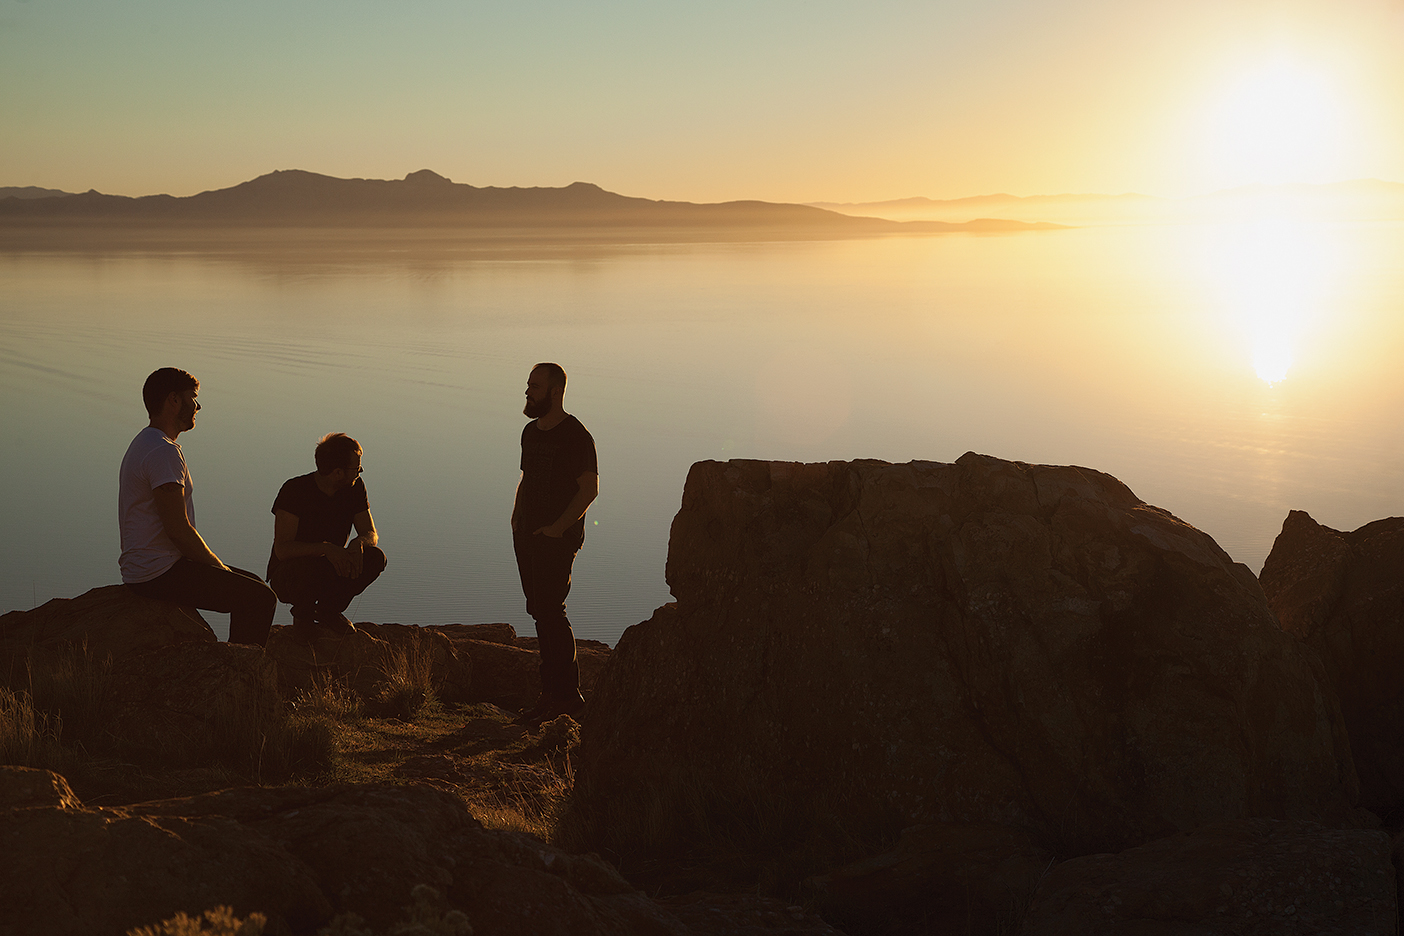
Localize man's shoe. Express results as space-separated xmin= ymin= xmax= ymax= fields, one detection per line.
xmin=316 ymin=611 xmax=357 ymax=636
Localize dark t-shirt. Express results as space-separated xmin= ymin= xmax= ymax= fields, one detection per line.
xmin=266 ymin=472 xmax=370 ymax=577
xmin=519 ymin=415 xmax=598 ymax=544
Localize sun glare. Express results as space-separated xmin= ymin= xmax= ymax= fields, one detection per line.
xmin=1202 ymin=220 xmax=1343 ymax=384
xmin=1203 ymin=60 xmax=1355 ymax=189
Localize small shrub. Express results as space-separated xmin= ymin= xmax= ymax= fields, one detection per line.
xmin=127 ymin=905 xmax=266 ymax=936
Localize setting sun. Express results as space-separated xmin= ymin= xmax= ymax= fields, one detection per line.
xmin=1202 ymin=60 xmax=1357 ymax=190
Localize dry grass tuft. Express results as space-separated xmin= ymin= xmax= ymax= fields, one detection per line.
xmin=127 ymin=905 xmax=266 ymax=936
xmin=0 ymin=687 xmax=67 ymax=771
xmin=367 ymin=633 xmax=438 ymax=721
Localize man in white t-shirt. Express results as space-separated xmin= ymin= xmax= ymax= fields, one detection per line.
xmin=119 ymin=367 xmax=276 ymax=646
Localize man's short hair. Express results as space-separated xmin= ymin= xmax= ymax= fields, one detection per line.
xmin=315 ymin=432 xmax=362 ymax=474
xmin=532 ymin=362 xmax=567 ymax=391
xmin=142 ymin=367 xmax=199 ymax=418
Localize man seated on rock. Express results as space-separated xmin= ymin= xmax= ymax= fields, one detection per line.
xmin=120 ymin=367 xmax=277 ymax=646
xmin=267 ymin=432 xmax=386 ymax=641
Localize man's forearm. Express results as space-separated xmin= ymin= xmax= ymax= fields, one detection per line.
xmin=551 ymin=487 xmax=598 ymax=530
xmin=171 ymin=525 xmax=223 ymax=568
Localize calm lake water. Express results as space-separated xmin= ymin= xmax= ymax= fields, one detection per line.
xmin=3 ymin=221 xmax=1402 ymax=643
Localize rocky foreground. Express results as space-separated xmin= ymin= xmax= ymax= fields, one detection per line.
xmin=4 ymin=453 xmax=1404 ymax=935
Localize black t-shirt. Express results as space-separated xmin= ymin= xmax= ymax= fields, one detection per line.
xmin=267 ymin=472 xmax=370 ymax=577
xmin=519 ymin=415 xmax=598 ymax=543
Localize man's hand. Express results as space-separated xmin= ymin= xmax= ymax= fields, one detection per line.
xmin=347 ymin=538 xmax=366 ymax=577
xmin=533 ymin=523 xmax=565 ymax=538
xmin=325 ymin=544 xmax=355 ymax=578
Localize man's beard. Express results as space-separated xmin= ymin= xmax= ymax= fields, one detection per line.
xmin=524 ymin=396 xmax=551 ymax=418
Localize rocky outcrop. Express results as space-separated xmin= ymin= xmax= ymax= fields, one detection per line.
xmin=1 ymin=766 xmax=694 ymax=936
xmin=1 ymin=767 xmax=331 ymax=936
xmin=570 ymin=456 xmax=1357 ymax=877
xmin=1019 ymin=818 xmax=1397 ymax=935
xmin=0 ymin=585 xmax=214 ymax=674
xmin=1261 ymin=511 xmax=1404 ymax=816
xmin=264 ymin=623 xmax=472 ymax=704
xmin=429 ymin=622 xmax=612 ymax=710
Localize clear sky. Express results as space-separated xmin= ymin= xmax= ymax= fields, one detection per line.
xmin=3 ymin=0 xmax=1402 ymax=202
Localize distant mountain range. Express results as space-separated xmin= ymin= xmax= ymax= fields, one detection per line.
xmin=0 ymin=170 xmax=1061 ymax=235
xmin=812 ymin=179 xmax=1404 ymax=224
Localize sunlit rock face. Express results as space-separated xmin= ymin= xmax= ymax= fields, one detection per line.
xmin=571 ymin=455 xmax=1357 ymax=863
xmin=1261 ymin=510 xmax=1404 ymax=817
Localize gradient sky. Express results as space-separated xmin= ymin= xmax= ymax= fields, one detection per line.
xmin=3 ymin=0 xmax=1403 ymax=202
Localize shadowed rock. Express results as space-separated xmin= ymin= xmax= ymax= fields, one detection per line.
xmin=807 ymin=823 xmax=1051 ymax=934
xmin=4 ymin=769 xmax=697 ymax=936
xmin=1261 ymin=510 xmax=1404 ymax=818
xmin=1019 ymin=819 xmax=1396 ymax=935
xmin=0 ymin=584 xmax=214 ymax=675
xmin=106 ymin=642 xmax=280 ymax=766
xmin=569 ymin=456 xmax=1357 ymax=880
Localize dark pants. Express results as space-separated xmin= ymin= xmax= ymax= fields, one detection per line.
xmin=268 ymin=547 xmax=387 ymax=623
xmin=513 ymin=531 xmax=581 ymax=701
xmin=127 ymin=559 xmax=277 ymax=647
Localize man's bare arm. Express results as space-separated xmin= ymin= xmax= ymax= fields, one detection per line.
xmin=152 ymin=482 xmax=226 ymax=569
xmin=536 ymin=472 xmax=599 ymax=538
xmin=274 ymin=508 xmax=360 ymax=577
xmin=511 ymin=476 xmax=525 ymax=532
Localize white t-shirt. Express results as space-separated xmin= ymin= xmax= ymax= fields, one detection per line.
xmin=118 ymin=426 xmax=194 ymax=584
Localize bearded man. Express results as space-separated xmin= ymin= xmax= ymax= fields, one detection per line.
xmin=511 ymin=362 xmax=598 ymax=723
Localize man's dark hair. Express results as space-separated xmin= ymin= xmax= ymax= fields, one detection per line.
xmin=142 ymin=367 xmax=199 ymax=418
xmin=532 ymin=362 xmax=567 ymax=391
xmin=315 ymin=432 xmax=362 ymax=474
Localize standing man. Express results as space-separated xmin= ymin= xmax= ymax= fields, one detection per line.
xmin=267 ymin=432 xmax=386 ymax=640
xmin=120 ymin=367 xmax=276 ymax=646
xmin=512 ymin=362 xmax=598 ymax=722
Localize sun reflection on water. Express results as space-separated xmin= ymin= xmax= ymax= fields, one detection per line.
xmin=1202 ymin=217 xmax=1343 ymax=384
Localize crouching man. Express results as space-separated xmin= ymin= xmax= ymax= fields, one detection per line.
xmin=267 ymin=432 xmax=386 ymax=639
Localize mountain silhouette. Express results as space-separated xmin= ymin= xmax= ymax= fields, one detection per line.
xmin=0 ymin=170 xmax=1060 ymax=233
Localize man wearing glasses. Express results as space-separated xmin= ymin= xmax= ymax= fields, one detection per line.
xmin=267 ymin=432 xmax=386 ymax=641
xmin=120 ymin=367 xmax=277 ymax=646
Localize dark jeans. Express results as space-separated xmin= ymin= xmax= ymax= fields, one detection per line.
xmin=127 ymin=559 xmax=277 ymax=647
xmin=513 ymin=530 xmax=581 ymax=701
xmin=268 ymin=547 xmax=387 ymax=624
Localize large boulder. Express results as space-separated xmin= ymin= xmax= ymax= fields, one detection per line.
xmin=1019 ymin=818 xmax=1397 ymax=935
xmin=569 ymin=456 xmax=1357 ymax=872
xmin=0 ymin=584 xmax=214 ymax=676
xmin=1260 ymin=511 xmax=1404 ymax=816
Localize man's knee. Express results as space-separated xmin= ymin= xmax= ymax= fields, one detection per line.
xmin=363 ymin=546 xmax=388 ymax=578
xmin=234 ymin=574 xmax=277 ymax=616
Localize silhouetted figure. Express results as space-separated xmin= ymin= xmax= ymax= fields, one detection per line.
xmin=267 ymin=433 xmax=386 ymax=641
xmin=120 ymin=367 xmax=276 ymax=646
xmin=512 ymin=363 xmax=599 ymax=723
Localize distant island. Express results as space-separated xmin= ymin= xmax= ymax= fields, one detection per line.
xmin=0 ymin=170 xmax=1065 ymax=243
xmin=812 ymin=178 xmax=1404 ymax=225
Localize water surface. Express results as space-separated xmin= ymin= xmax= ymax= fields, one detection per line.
xmin=3 ymin=222 xmax=1401 ymax=643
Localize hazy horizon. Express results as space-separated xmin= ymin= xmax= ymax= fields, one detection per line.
xmin=4 ymin=1 xmax=1404 ymax=203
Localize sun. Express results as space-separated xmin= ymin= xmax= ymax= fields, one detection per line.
xmin=1202 ymin=59 xmax=1354 ymax=188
